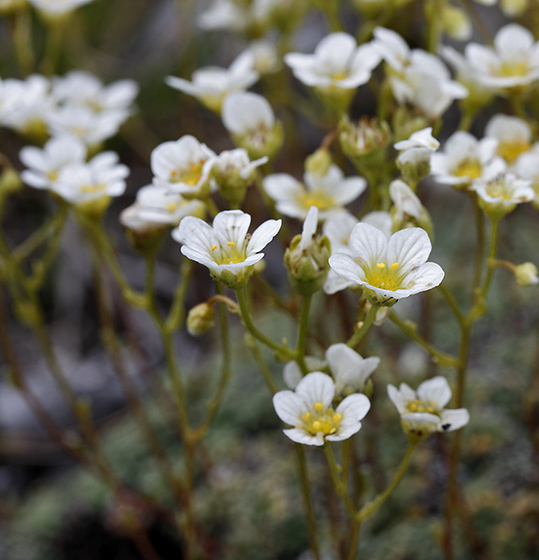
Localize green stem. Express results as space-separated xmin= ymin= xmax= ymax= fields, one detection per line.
xmin=438 ymin=283 xmax=466 ymax=328
xmin=165 ymin=259 xmax=193 ymax=333
xmin=193 ymin=281 xmax=233 ymax=440
xmin=295 ymin=293 xmax=312 ymax=375
xmin=295 ymin=444 xmax=321 ymax=560
xmin=347 ymin=304 xmax=379 ymax=349
xmin=324 ymin=444 xmax=356 ymax=518
xmin=12 ymin=7 xmax=34 ymax=75
xmin=247 ymin=336 xmax=278 ymax=394
xmin=357 ymin=442 xmax=417 ymax=522
xmin=41 ymin=18 xmax=65 ymax=75
xmin=389 ymin=310 xmax=459 ymax=368
xmin=479 ymin=218 xmax=500 ymax=298
xmin=235 ymin=288 xmax=296 ymax=359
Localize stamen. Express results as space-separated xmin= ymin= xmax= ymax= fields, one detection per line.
xmin=227 ymin=241 xmax=235 ymax=247
xmin=333 ymin=413 xmax=342 ymax=423
xmin=303 ymin=412 xmax=310 ymax=420
xmin=376 ymin=262 xmax=385 ymax=269
xmin=391 ymin=262 xmax=399 ymax=270
xmin=210 ymin=244 xmax=218 ymax=252
xmin=312 ymin=421 xmax=321 ymax=431
xmin=314 ymin=402 xmax=323 ymax=411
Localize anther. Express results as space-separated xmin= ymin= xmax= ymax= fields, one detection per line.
xmin=227 ymin=241 xmax=235 ymax=247
xmin=376 ymin=262 xmax=386 ymax=269
xmin=210 ymin=244 xmax=218 ymax=252
xmin=391 ymin=262 xmax=399 ymax=270
xmin=314 ymin=402 xmax=323 ymax=411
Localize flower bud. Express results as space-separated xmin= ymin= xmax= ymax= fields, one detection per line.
xmin=187 ymin=302 xmax=216 ymax=336
xmin=0 ymin=168 xmax=23 ymax=200
xmin=501 ymin=0 xmax=528 ymax=16
xmin=305 ymin=148 xmax=332 ymax=178
xmin=441 ymin=5 xmax=472 ymax=41
xmin=120 ymin=205 xmax=167 ymax=256
xmin=514 ymin=262 xmax=539 ymax=287
xmin=339 ymin=116 xmax=391 ymax=160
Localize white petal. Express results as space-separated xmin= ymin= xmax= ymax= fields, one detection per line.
xmin=283 ymin=428 xmax=325 ymax=446
xmin=439 ymin=408 xmax=470 ymax=432
xmin=387 ymin=384 xmax=407 ymax=413
xmin=273 ymin=391 xmax=305 ymax=425
xmin=247 ymin=218 xmax=282 ymax=254
xmin=328 ymin=253 xmax=365 ymax=284
xmin=348 ymin=222 xmax=388 ymax=267
xmin=336 ymin=393 xmax=371 ymax=423
xmin=295 ymin=372 xmax=335 ymax=408
xmin=417 ymin=376 xmax=452 ymax=408
xmin=386 ymin=227 xmax=432 ymax=274
xmin=212 ymin=210 xmax=251 ymax=246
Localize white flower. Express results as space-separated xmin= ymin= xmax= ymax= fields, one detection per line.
xmin=0 ymin=75 xmax=53 ymax=137
xmin=247 ymin=40 xmax=282 ymax=74
xmin=20 ymin=134 xmax=87 ymax=190
xmin=373 ymin=27 xmax=467 ymax=119
xmin=53 ymin=151 xmax=129 ymax=204
xmin=28 ymin=0 xmax=94 ymax=17
xmin=172 ymin=210 xmax=281 ymax=288
xmin=263 ymin=164 xmax=366 ymax=220
xmin=388 ymin=376 xmax=469 ymax=440
xmin=430 ymin=131 xmax=503 ymax=187
xmin=46 ymin=105 xmax=128 ymax=147
xmin=329 ymin=223 xmax=444 ymax=305
xmin=273 ymin=372 xmax=371 ymax=446
xmin=198 ymin=0 xmax=252 ymax=33
xmin=151 ymin=135 xmax=217 ymax=197
xmin=464 ymin=24 xmax=539 ymax=92
xmin=131 ymin=185 xmax=206 ymax=226
xmin=283 ymin=356 xmax=326 ymax=389
xmin=389 ymin=180 xmax=432 ymax=235
xmin=472 ymin=172 xmax=534 ymax=219
xmin=52 ymin=71 xmax=138 ymax=115
xmin=165 ymin=51 xmax=258 ymax=113
xmin=326 ymin=343 xmax=379 ymax=396
xmin=284 ymin=32 xmax=380 ymax=91
xmin=394 ymin=127 xmax=439 ymax=175
xmin=322 ymin=211 xmax=392 ymax=295
xmin=221 ymin=92 xmax=281 ymax=159
xmin=513 ymin=149 xmax=539 ymax=208
xmin=484 ymin=114 xmax=532 ymax=164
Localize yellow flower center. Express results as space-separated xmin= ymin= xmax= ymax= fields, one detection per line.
xmin=364 ymin=261 xmax=402 ymax=291
xmin=497 ymin=140 xmax=530 ymax=163
xmin=332 ymin=71 xmax=348 ymax=81
xmin=210 ymin=240 xmax=247 ymax=265
xmin=298 ymin=188 xmax=335 ymax=211
xmin=498 ymin=60 xmax=529 ymax=78
xmin=80 ymin=183 xmax=106 ymax=193
xmin=453 ymin=159 xmax=482 ymax=179
xmin=47 ymin=170 xmax=58 ymax=181
xmin=406 ymin=399 xmax=441 ymax=416
xmin=302 ymin=401 xmax=342 ymax=436
xmin=485 ymin=179 xmax=514 ymax=201
xmin=170 ymin=160 xmax=205 ymax=186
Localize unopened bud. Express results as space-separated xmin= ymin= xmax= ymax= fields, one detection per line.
xmin=442 ymin=5 xmax=471 ymax=41
xmin=187 ymin=302 xmax=216 ymax=336
xmin=305 ymin=149 xmax=332 ymax=178
xmin=501 ymin=0 xmax=528 ymax=17
xmin=0 ymin=168 xmax=23 ymax=198
xmin=339 ymin=116 xmax=391 ymax=160
xmin=515 ymin=262 xmax=539 ymax=287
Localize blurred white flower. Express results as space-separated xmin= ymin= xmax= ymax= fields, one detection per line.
xmin=52 ymin=71 xmax=138 ymax=115
xmin=430 ymin=131 xmax=503 ymax=188
xmin=263 ymin=164 xmax=366 ymax=220
xmin=284 ymin=32 xmax=380 ymax=91
xmin=484 ymin=114 xmax=533 ymax=164
xmin=513 ymin=148 xmax=539 ymax=209
xmin=326 ymin=343 xmax=379 ymax=396
xmin=472 ymin=172 xmax=534 ymax=219
xmin=172 ymin=210 xmax=281 ymax=288
xmin=373 ymin=27 xmax=467 ymax=119
xmin=20 ymin=134 xmax=87 ymax=190
xmin=28 ymin=0 xmax=95 ymax=17
xmin=221 ymin=92 xmax=282 ymax=159
xmin=388 ymin=376 xmax=469 ymax=441
xmin=464 ymin=24 xmax=539 ymax=92
xmin=273 ymin=372 xmax=371 ymax=445
xmin=53 ymin=151 xmax=129 ymax=204
xmin=198 ymin=0 xmax=252 ymax=33
xmin=126 ymin=185 xmax=206 ymax=227
xmin=0 ymin=75 xmax=53 ymax=138
xmin=151 ymin=135 xmax=217 ymax=197
xmin=329 ymin=223 xmax=444 ymax=305
xmin=166 ymin=51 xmax=258 ymax=113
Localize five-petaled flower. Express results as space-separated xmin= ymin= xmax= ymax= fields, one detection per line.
xmin=273 ymin=372 xmax=371 ymax=446
xmin=328 ymin=223 xmax=444 ymax=305
xmin=387 ymin=376 xmax=470 ymax=442
xmin=173 ymin=210 xmax=281 ymax=289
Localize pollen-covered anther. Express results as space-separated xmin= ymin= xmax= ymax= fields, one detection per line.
xmin=227 ymin=241 xmax=235 ymax=247
xmin=376 ymin=262 xmax=385 ymax=269
xmin=314 ymin=402 xmax=324 ymax=411
xmin=391 ymin=262 xmax=399 ymax=270
xmin=210 ymin=244 xmax=218 ymax=252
